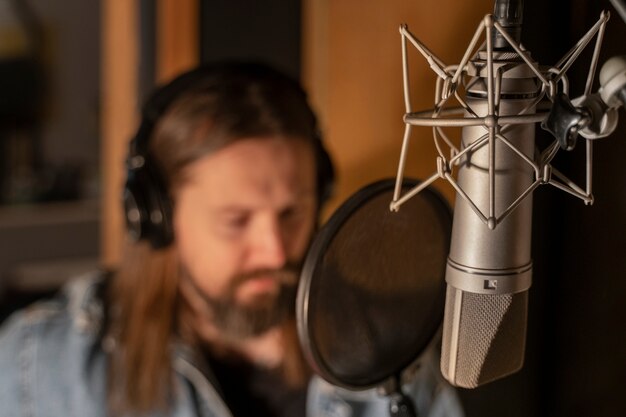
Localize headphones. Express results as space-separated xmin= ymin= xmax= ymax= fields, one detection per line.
xmin=123 ymin=63 xmax=336 ymax=249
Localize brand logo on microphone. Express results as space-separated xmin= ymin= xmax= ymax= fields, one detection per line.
xmin=484 ymin=280 xmax=498 ymax=290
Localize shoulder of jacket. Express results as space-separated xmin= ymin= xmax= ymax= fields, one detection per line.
xmin=0 ymin=270 xmax=110 ymax=417
xmin=0 ymin=270 xmax=107 ymax=341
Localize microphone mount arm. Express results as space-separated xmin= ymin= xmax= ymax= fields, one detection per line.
xmin=541 ymin=90 xmax=620 ymax=150
xmin=541 ymin=10 xmax=626 ymax=151
xmin=542 ymin=1 xmax=626 ymax=151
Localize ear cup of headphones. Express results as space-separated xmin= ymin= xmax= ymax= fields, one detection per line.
xmin=121 ymin=71 xmax=207 ymax=249
xmin=123 ymin=153 xmax=173 ymax=248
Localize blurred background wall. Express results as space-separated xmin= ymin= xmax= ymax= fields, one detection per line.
xmin=0 ymin=0 xmax=624 ymax=415
xmin=0 ymin=0 xmax=100 ymax=312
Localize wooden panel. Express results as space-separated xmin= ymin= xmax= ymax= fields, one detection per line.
xmin=100 ymin=0 xmax=139 ymax=268
xmin=156 ymin=0 xmax=199 ymax=83
xmin=302 ymin=0 xmax=494 ymax=216
xmin=101 ymin=0 xmax=199 ymax=268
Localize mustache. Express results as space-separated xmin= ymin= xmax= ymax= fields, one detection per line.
xmin=230 ymin=263 xmax=301 ymax=288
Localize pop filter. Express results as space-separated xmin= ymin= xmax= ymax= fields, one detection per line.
xmin=296 ymin=178 xmax=452 ymax=415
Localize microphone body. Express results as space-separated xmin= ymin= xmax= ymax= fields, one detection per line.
xmin=441 ymin=51 xmax=538 ymax=388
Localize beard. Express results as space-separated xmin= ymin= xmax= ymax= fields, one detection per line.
xmin=185 ymin=265 xmax=300 ymax=342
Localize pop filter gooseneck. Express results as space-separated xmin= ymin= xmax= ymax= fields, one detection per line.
xmin=296 ymin=178 xmax=452 ymax=416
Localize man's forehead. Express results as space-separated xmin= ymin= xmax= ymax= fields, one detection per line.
xmin=179 ymin=137 xmax=317 ymax=204
xmin=194 ymin=136 xmax=312 ymax=169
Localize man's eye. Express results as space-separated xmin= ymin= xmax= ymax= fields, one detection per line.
xmin=227 ymin=216 xmax=248 ymax=228
xmin=280 ymin=205 xmax=307 ymax=223
xmin=219 ymin=214 xmax=249 ymax=235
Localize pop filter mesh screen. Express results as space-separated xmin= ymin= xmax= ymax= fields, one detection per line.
xmin=298 ymin=180 xmax=452 ymax=389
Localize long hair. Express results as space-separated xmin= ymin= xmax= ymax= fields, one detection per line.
xmin=106 ymin=62 xmax=324 ymax=415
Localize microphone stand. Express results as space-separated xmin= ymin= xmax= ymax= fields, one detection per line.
xmin=389 ymin=392 xmax=418 ymax=417
xmin=385 ymin=376 xmax=418 ymax=417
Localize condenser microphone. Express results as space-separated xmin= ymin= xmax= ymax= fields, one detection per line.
xmin=393 ymin=0 xmax=612 ymax=390
xmin=440 ymin=0 xmax=537 ymax=388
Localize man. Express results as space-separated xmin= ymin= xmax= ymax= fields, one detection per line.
xmin=0 ymin=62 xmax=463 ymax=417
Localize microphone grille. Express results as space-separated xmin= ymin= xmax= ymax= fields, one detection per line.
xmin=441 ymin=286 xmax=528 ymax=388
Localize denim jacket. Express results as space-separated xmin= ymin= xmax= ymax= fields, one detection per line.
xmin=0 ymin=273 xmax=464 ymax=417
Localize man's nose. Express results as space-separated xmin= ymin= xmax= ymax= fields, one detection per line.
xmin=249 ymin=217 xmax=287 ymax=269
